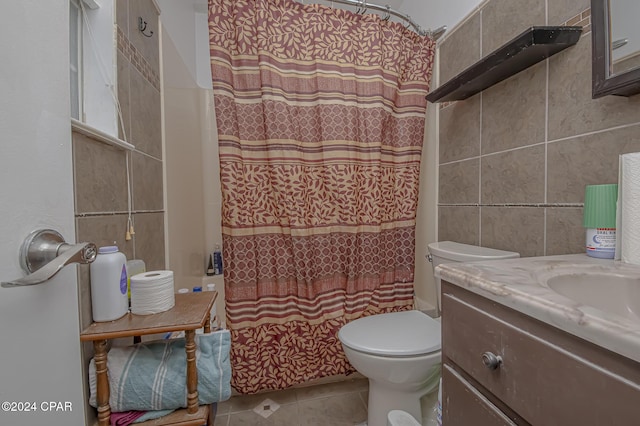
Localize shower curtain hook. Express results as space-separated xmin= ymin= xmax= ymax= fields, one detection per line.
xmin=383 ymin=5 xmax=391 ymax=21
xmin=358 ymin=0 xmax=367 ymax=14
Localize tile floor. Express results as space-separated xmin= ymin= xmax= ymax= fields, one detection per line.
xmin=214 ymin=378 xmax=368 ymax=426
xmin=214 ymin=377 xmax=440 ymax=426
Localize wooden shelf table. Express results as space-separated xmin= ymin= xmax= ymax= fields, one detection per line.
xmin=80 ymin=292 xmax=217 ymax=426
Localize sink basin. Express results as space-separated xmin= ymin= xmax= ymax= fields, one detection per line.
xmin=545 ymin=272 xmax=640 ymax=321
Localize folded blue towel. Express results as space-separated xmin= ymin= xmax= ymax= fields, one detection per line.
xmin=89 ymin=330 xmax=231 ymax=412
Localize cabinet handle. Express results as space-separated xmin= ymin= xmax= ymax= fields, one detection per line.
xmin=481 ymin=351 xmax=502 ymax=370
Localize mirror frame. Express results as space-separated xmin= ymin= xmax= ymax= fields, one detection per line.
xmin=591 ymin=0 xmax=640 ymax=98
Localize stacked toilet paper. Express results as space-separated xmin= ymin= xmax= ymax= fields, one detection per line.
xmin=616 ymin=153 xmax=640 ymax=265
xmin=130 ymin=270 xmax=175 ymax=315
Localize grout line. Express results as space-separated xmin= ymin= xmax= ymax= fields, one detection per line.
xmin=439 ymin=141 xmax=547 ymax=166
xmin=439 ymin=120 xmax=640 ymax=168
xmin=478 ymin=5 xmax=483 ymax=247
xmin=543 ymin=43 xmax=550 ymax=256
xmin=75 ymin=209 xmax=164 ymax=217
xmin=439 ymin=203 xmax=583 ymax=208
xmin=546 ymin=121 xmax=640 ymax=145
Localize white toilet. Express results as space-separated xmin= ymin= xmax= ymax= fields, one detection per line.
xmin=338 ymin=241 xmax=520 ymax=426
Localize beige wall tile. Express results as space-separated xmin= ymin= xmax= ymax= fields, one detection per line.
xmin=548 ymin=0 xmax=590 ymax=26
xmin=546 ymin=207 xmax=584 ymax=255
xmin=481 ymin=0 xmax=546 ymax=56
xmin=481 ymin=207 xmax=545 ymax=257
xmin=481 ymin=63 xmax=546 ymax=154
xmin=436 ymin=0 xmax=637 ymax=262
xmin=130 ymin=68 xmax=162 ymax=158
xmin=73 ymin=132 xmax=129 ymax=214
xmin=76 ymin=214 xmax=134 ymax=260
xmin=438 ymin=13 xmax=481 ymax=85
xmin=548 ymin=35 xmax=640 ymax=141
xmin=439 ymin=97 xmax=480 ymax=163
xmin=132 ymin=152 xmax=164 ymax=211
xmin=547 ymin=125 xmax=640 ymax=203
xmin=116 ymin=0 xmax=128 ymax=34
xmin=439 ymin=159 xmax=479 ymax=204
xmin=133 ymin=212 xmax=166 ymax=271
xmin=128 ymin=0 xmax=160 ymax=74
xmin=481 ymin=145 xmax=545 ymax=204
xmin=438 ymin=206 xmax=479 ymax=245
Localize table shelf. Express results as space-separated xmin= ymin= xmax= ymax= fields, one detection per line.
xmin=81 ymin=292 xmax=218 ymax=426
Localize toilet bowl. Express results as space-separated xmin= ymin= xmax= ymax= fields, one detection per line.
xmin=339 ymin=241 xmax=520 ymax=426
xmin=339 ymin=310 xmax=441 ymax=426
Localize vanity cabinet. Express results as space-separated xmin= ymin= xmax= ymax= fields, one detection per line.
xmin=441 ymin=281 xmax=640 ymax=426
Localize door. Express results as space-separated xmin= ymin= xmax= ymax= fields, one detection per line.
xmin=0 ymin=1 xmax=86 ymax=425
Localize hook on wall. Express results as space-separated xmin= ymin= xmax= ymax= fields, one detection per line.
xmin=382 ymin=5 xmax=391 ymax=21
xmin=138 ymin=17 xmax=154 ymax=38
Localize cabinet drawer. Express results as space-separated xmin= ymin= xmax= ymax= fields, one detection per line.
xmin=442 ymin=282 xmax=640 ymax=426
xmin=442 ymin=363 xmax=517 ymax=426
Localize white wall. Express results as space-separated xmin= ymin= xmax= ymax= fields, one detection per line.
xmin=0 ymin=1 xmax=86 ymax=424
xmin=162 ymin=22 xmax=226 ymax=322
xmin=400 ymin=0 xmax=482 ymax=37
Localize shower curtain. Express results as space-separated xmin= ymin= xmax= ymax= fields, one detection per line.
xmin=209 ymin=0 xmax=435 ymax=393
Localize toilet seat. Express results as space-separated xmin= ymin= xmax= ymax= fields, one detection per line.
xmin=339 ymin=310 xmax=441 ymax=357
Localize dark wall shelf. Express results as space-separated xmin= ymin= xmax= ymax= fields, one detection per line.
xmin=426 ymin=26 xmax=583 ymax=103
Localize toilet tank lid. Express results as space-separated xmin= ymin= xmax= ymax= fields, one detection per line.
xmin=428 ymin=241 xmax=520 ymax=262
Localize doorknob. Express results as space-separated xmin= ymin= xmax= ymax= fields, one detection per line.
xmin=2 ymin=229 xmax=97 ymax=288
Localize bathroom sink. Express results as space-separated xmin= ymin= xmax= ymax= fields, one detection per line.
xmin=545 ymin=272 xmax=640 ymax=321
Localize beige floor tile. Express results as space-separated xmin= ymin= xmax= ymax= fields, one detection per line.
xmin=298 ymin=393 xmax=367 ymax=426
xmin=227 ymin=402 xmax=299 ymax=425
xmin=216 ymin=378 xmax=372 ymax=426
xmin=225 ymin=388 xmax=298 ymax=413
xmin=294 ymin=378 xmax=368 ymax=401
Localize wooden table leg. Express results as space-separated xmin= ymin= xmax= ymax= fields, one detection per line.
xmin=185 ymin=329 xmax=199 ymax=414
xmin=93 ymin=339 xmax=111 ymax=426
xmin=204 ymin=313 xmax=211 ymax=334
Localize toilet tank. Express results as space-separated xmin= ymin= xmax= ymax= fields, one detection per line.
xmin=427 ymin=241 xmax=519 ymax=313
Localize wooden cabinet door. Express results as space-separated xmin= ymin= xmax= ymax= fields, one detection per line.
xmin=442 ymin=364 xmax=518 ymax=426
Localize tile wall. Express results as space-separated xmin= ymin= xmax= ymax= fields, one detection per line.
xmin=74 ymin=1 xmax=163 ymax=423
xmin=436 ymin=0 xmax=640 ymax=257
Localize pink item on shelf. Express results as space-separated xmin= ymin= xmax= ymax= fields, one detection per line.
xmin=110 ymin=410 xmax=146 ymax=426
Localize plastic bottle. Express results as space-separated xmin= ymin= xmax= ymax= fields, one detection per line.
xmin=126 ymin=259 xmax=146 ymax=305
xmin=206 ymin=254 xmax=214 ymax=276
xmin=90 ymin=246 xmax=129 ymax=322
xmin=206 ymin=283 xmax=218 ymax=329
xmin=213 ymin=244 xmax=223 ymax=275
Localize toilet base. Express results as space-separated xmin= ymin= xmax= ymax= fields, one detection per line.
xmin=366 ymin=379 xmax=425 ymax=426
xmin=388 ymin=410 xmax=422 ymax=426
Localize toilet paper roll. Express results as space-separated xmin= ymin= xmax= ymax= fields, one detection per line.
xmin=130 ymin=270 xmax=176 ymax=315
xmin=617 ymin=153 xmax=640 ymax=265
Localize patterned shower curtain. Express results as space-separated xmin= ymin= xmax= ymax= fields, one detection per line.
xmin=209 ymin=0 xmax=435 ymax=393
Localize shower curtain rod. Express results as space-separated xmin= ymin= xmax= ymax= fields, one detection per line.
xmin=319 ymin=0 xmax=446 ymax=39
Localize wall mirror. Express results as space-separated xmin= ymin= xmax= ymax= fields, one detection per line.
xmin=591 ymin=0 xmax=640 ymax=98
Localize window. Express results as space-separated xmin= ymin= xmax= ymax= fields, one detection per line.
xmin=68 ymin=0 xmax=119 ymax=138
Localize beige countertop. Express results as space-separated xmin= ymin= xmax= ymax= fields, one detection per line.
xmin=436 ymin=253 xmax=640 ymax=364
